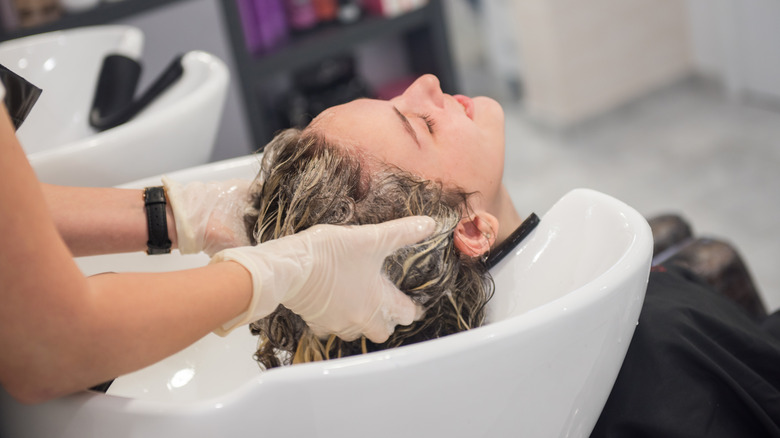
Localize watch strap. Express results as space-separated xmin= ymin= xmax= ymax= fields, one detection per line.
xmin=144 ymin=186 xmax=172 ymax=255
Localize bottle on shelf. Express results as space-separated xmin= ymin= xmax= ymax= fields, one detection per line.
xmin=311 ymin=0 xmax=337 ymax=24
xmin=283 ymin=0 xmax=317 ymax=31
xmin=336 ymin=0 xmax=360 ymax=24
xmin=237 ymin=0 xmax=289 ymax=54
xmin=1 ymin=0 xmax=20 ymax=32
xmin=4 ymin=0 xmax=62 ymax=31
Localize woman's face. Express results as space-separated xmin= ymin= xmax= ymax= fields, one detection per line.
xmin=309 ymin=75 xmax=506 ymax=212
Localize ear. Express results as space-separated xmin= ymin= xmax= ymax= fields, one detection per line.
xmin=454 ymin=212 xmax=499 ymax=257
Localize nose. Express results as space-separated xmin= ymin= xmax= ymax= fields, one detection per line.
xmin=402 ymin=74 xmax=444 ymax=109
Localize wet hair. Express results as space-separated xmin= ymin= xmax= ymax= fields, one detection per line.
xmin=245 ymin=128 xmax=494 ymax=370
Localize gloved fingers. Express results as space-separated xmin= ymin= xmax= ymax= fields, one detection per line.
xmin=277 ymin=218 xmax=434 ymax=345
xmin=304 ymin=216 xmax=434 ymax=262
xmin=382 ymin=280 xmax=420 ymax=327
xmin=368 ymin=216 xmax=436 ymax=256
xmin=210 ymin=178 xmax=253 ymax=205
xmin=202 ymin=222 xmax=252 ymax=256
xmin=305 ymin=286 xmax=418 ymax=344
xmin=305 ymin=314 xmax=373 ymax=343
xmin=308 ymin=324 xmax=331 ymax=340
xmin=307 ymin=324 xmax=364 ymax=343
xmin=201 ymin=180 xmax=254 ymax=255
xmin=355 ymin=280 xmax=420 ymax=344
xmin=220 ymin=178 xmax=252 ymax=193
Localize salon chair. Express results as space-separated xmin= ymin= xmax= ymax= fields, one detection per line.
xmin=0 ymin=156 xmax=652 ymax=437
xmin=0 ymin=25 xmax=228 ymax=186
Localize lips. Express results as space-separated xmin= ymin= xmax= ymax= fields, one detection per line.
xmin=453 ymin=94 xmax=474 ymax=120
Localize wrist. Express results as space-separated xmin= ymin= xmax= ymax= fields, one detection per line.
xmin=209 ymin=249 xmax=278 ymax=335
xmin=209 ymin=259 xmax=255 ymax=336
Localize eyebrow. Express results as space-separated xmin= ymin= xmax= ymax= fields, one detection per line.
xmin=393 ymin=106 xmax=420 ymax=147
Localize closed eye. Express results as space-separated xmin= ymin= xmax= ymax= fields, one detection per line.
xmin=419 ymin=113 xmax=436 ymax=134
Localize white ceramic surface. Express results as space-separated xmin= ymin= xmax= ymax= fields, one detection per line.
xmin=0 ymin=156 xmax=652 ymax=437
xmin=0 ymin=26 xmax=229 ymax=186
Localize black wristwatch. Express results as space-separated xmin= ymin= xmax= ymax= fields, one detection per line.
xmin=143 ymin=186 xmax=172 ymax=255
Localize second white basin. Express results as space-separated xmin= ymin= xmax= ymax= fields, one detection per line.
xmin=0 ymin=25 xmax=229 ymax=186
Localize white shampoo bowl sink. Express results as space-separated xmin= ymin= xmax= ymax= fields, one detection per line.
xmin=0 ymin=156 xmax=652 ymax=437
xmin=0 ymin=25 xmax=229 ymax=186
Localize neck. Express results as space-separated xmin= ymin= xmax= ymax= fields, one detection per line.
xmin=492 ymin=185 xmax=524 ymax=245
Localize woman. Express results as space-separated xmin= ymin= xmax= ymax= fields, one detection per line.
xmin=200 ymin=74 xmax=527 ymax=368
xmin=227 ymin=74 xmax=780 ymax=436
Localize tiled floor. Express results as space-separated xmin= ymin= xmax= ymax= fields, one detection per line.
xmin=500 ymin=78 xmax=780 ymax=312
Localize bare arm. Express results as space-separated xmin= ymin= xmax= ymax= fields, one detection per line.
xmin=0 ymin=105 xmax=252 ymax=403
xmin=41 ymin=183 xmax=178 ymax=257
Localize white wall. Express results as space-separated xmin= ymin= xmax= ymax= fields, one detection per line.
xmin=510 ymin=0 xmax=694 ymax=127
xmin=686 ymin=0 xmax=780 ymax=102
xmin=684 ymin=0 xmax=726 ymax=78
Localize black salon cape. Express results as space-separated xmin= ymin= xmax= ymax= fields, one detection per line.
xmin=591 ymin=265 xmax=780 ymax=438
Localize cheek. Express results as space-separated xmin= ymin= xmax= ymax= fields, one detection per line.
xmin=436 ymin=152 xmax=490 ymax=194
xmin=433 ymin=128 xmax=495 ymax=185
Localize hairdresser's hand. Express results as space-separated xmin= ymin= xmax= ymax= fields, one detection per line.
xmin=163 ymin=176 xmax=252 ymax=256
xmin=210 ymin=216 xmax=436 ymax=341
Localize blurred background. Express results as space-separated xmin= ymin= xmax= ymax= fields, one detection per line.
xmin=2 ymin=0 xmax=779 ymax=310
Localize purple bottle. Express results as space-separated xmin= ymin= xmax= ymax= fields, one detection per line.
xmin=283 ymin=0 xmax=318 ymax=31
xmin=256 ymin=0 xmax=289 ymax=50
xmin=237 ymin=0 xmax=290 ymax=54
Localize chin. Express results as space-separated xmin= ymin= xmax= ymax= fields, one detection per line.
xmin=473 ymin=96 xmax=505 ymax=130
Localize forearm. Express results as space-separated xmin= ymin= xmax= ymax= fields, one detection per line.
xmin=3 ymin=261 xmax=252 ymax=404
xmin=41 ymin=183 xmax=178 ymax=256
xmin=81 ymin=262 xmax=252 ymax=380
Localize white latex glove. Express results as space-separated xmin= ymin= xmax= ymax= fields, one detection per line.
xmin=210 ymin=216 xmax=436 ymax=342
xmin=162 ymin=176 xmax=252 ymax=256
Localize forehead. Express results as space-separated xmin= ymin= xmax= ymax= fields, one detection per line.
xmin=312 ymin=99 xmax=388 ymax=130
xmin=309 ymin=99 xmax=406 ymax=148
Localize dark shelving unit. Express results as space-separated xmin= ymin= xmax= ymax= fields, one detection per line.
xmin=219 ymin=0 xmax=456 ymax=147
